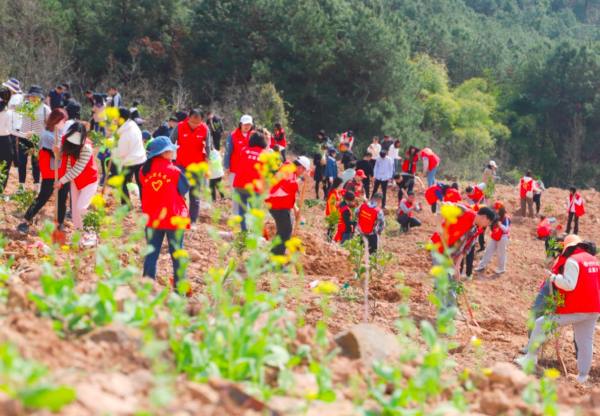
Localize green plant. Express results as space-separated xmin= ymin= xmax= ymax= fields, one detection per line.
xmin=11 ymin=189 xmax=36 ymax=214
xmin=83 ymin=209 xmax=101 ymax=234
xmin=304 ymin=199 xmax=323 ymax=209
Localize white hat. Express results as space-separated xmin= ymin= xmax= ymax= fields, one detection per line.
xmin=240 ymin=114 xmax=253 ymax=125
xmin=294 ymin=156 xmax=311 ymax=171
xmin=489 ymin=160 xmax=497 ymax=168
xmin=66 ymin=132 xmax=83 ymax=145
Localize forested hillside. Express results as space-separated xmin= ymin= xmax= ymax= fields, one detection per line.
xmin=1 ymin=0 xmax=598 ymax=186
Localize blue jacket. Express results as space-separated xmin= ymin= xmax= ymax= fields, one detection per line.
xmin=325 ymin=156 xmax=338 ymax=179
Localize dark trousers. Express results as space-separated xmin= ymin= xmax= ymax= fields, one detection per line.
xmin=213 ymin=134 xmax=222 ymax=151
xmin=533 ymin=193 xmax=541 ymax=214
xmin=341 ymin=232 xmax=353 ymax=244
xmin=314 ymin=177 xmax=327 ymax=200
xmin=478 ymin=231 xmax=486 ymax=251
xmin=18 ymin=140 xmax=40 ymax=184
xmin=10 ymin=136 xmax=19 ymax=167
xmin=112 ymin=163 xmax=143 ymax=205
xmin=270 ymin=209 xmax=293 ymax=255
xmin=431 ymin=202 xmax=437 ymax=214
xmin=24 ymin=178 xmax=65 ymax=224
xmin=235 ymin=189 xmax=251 ymax=231
xmin=397 ymin=214 xmax=421 ymax=232
xmin=567 ymin=212 xmax=579 ymax=235
xmin=372 ymin=179 xmax=388 ymax=208
xmin=460 ymin=246 xmax=476 ymax=277
xmin=143 ymin=227 xmax=185 ymax=285
xmin=0 ymin=137 xmax=13 ymax=192
xmin=209 ymin=177 xmax=225 ymax=202
xmin=362 ymin=178 xmax=371 ymax=199
xmin=363 ymin=233 xmax=378 ymax=255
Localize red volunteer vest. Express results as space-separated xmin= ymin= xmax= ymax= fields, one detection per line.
xmin=444 ymin=188 xmax=462 ymax=203
xmin=420 ymin=148 xmax=440 ymax=170
xmin=568 ymin=193 xmax=585 ymax=217
xmin=491 ymin=216 xmax=510 ymax=241
xmin=357 ymin=203 xmax=380 ymax=234
xmin=425 ymin=184 xmax=442 ymax=206
xmin=402 ymin=154 xmax=419 ymax=174
xmin=39 ymin=148 xmax=56 ymax=180
xmin=556 ymin=250 xmax=600 ymax=314
xmin=334 ymin=203 xmax=352 ymax=242
xmin=537 ymin=219 xmax=552 ymax=239
xmin=519 ymin=178 xmax=533 ymax=198
xmin=175 ymin=120 xmax=209 ymax=167
xmin=140 ymin=157 xmax=189 ymax=230
xmin=326 ymin=189 xmax=342 ymax=216
xmin=230 ymin=128 xmax=253 ymax=174
xmin=266 ymin=170 xmax=298 ymax=210
xmin=59 ymin=141 xmax=99 ymax=190
xmin=468 ymin=186 xmax=484 ymax=204
xmin=400 ymin=199 xmax=414 ymax=217
xmin=270 ymin=129 xmax=287 ymax=149
xmin=431 ymin=207 xmax=477 ymax=253
xmin=232 ymin=145 xmax=265 ymax=191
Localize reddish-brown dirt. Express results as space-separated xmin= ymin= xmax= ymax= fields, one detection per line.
xmin=3 ymin=168 xmax=600 ymax=414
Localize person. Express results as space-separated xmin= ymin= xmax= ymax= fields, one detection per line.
xmin=518 ymin=235 xmax=600 ymax=384
xmin=14 ymin=85 xmax=50 ymax=191
xmin=55 ymin=122 xmax=99 ymax=245
xmin=324 ymin=148 xmax=338 ymax=192
xmin=482 ymin=160 xmax=498 ymax=184
xmin=107 ymin=86 xmax=122 ymax=108
xmin=90 ymin=93 xmax=106 ymax=133
xmin=334 ymin=191 xmax=357 ymax=243
xmin=312 ymin=145 xmax=328 ymax=199
xmin=0 ymin=88 xmax=13 ymax=194
xmin=339 ymin=143 xmax=355 ymax=170
xmin=153 ymin=116 xmax=178 ymax=138
xmin=357 ymin=193 xmax=385 ymax=254
xmin=420 ymin=147 xmax=440 ymax=187
xmin=430 ymin=205 xmax=496 ymax=310
xmin=372 ymin=150 xmax=394 ymax=209
xmin=518 ymin=171 xmax=535 ymax=218
xmin=206 ymin=111 xmax=224 ymax=151
xmin=316 ymin=130 xmax=331 ymax=148
xmin=397 ymin=191 xmax=421 ymax=232
xmin=140 ymin=136 xmax=190 ymax=288
xmin=424 ymin=182 xmax=445 ymax=214
xmin=367 ymin=137 xmax=381 ymax=165
xmin=537 ymin=215 xmax=561 ymax=253
xmin=271 ymin=123 xmax=287 ymax=161
xmin=476 ymin=206 xmax=510 ymax=275
xmin=465 ymin=183 xmax=486 ymax=207
xmin=340 ymin=130 xmax=354 ymax=150
xmin=533 ymin=177 xmax=545 ymax=215
xmin=170 ymin=108 xmax=212 ymax=223
xmin=566 ymin=187 xmax=585 ymax=235
xmin=129 ymin=100 xmax=144 ymax=126
xmin=84 ymin=90 xmax=94 ymax=107
xmin=208 ymin=148 xmax=225 ymax=202
xmin=397 ymin=146 xmax=419 ymax=201
xmin=224 ymin=114 xmax=254 ymax=214
xmin=3 ymin=78 xmax=24 ymax=169
xmin=325 ymin=177 xmax=343 ymax=239
xmin=343 ymin=169 xmax=365 ymax=201
xmin=340 ymin=160 xmax=356 ymax=186
xmin=381 ymin=135 xmax=393 ymax=152
xmin=266 ymin=156 xmax=310 ymax=255
xmin=232 ymin=131 xmax=268 ymax=232
xmin=389 ymin=140 xmax=401 ymax=175
xmin=111 ymin=107 xmax=147 ymax=206
xmin=46 ymin=85 xmax=65 ymax=110
xmin=355 ymin=152 xmax=374 ymax=199
xmin=17 ymin=109 xmax=68 ymax=233
xmin=444 ymin=183 xmax=462 ymax=203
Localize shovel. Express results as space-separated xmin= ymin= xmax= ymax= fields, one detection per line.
xmin=51 ymin=127 xmax=66 ymax=245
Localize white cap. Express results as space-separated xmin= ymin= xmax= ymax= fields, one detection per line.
xmin=240 ymin=114 xmax=253 ymax=125
xmin=66 ymin=132 xmax=83 ymax=145
xmin=294 ymin=156 xmax=311 ymax=171
xmin=489 ymin=160 xmax=497 ymax=168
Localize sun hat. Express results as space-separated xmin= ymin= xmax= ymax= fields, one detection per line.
xmin=66 ymin=132 xmax=83 ymax=145
xmin=563 ymin=234 xmax=582 ymax=252
xmin=147 ymin=136 xmax=178 ymax=159
xmin=2 ymin=78 xmax=22 ymax=94
xmin=26 ymin=85 xmax=44 ymax=98
xmin=294 ymin=156 xmax=311 ymax=171
xmin=240 ymin=114 xmax=253 ymax=125
xmin=489 ymin=160 xmax=498 ymax=168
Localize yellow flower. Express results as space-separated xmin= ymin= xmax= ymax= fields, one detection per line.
xmin=430 ymin=265 xmax=446 ymax=278
xmin=312 ymin=281 xmax=340 ymax=295
xmin=60 ymin=245 xmax=70 ymax=252
xmin=172 ymin=249 xmax=189 ymax=259
xmin=270 ymin=255 xmax=290 ymax=266
xmin=107 ymin=175 xmax=124 ymax=188
xmin=470 ymin=336 xmax=482 ymax=348
xmin=250 ymin=208 xmax=265 ymax=220
xmin=482 ymin=368 xmax=492 ymax=376
xmin=170 ymin=216 xmax=191 ymax=229
xmin=440 ymin=204 xmax=462 ymax=225
xmin=544 ymin=368 xmax=560 ymax=380
xmin=280 ymin=163 xmax=297 ymax=175
xmin=285 ymin=237 xmax=304 ymax=254
xmin=186 ymin=162 xmax=209 ymax=175
xmin=105 ymin=107 xmax=119 ymax=120
xmin=90 ymin=194 xmax=105 ymax=209
xmin=104 ymin=137 xmax=115 ymax=148
xmin=227 ymin=215 xmax=243 ymax=230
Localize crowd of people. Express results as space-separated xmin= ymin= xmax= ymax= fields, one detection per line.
xmin=0 ymin=78 xmax=596 ymax=385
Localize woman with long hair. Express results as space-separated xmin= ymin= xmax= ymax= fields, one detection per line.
xmin=0 ymin=88 xmax=13 ymax=194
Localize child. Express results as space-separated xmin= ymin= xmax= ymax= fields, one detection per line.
xmin=208 ymin=148 xmax=225 ymax=202
xmin=357 ymin=193 xmax=385 ymax=254
xmin=334 ymin=191 xmax=357 ymax=244
xmin=325 ymin=177 xmax=343 ymax=240
xmin=397 ymin=191 xmax=422 ymax=232
xmin=476 ymin=206 xmax=511 ymax=275
xmin=444 ymin=183 xmax=462 ymax=203
xmin=140 ymin=136 xmax=190 ymax=287
xmin=55 ymin=122 xmax=99 ymax=245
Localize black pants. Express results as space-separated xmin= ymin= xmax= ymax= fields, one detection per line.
xmin=112 ymin=163 xmax=143 ymax=205
xmin=270 ymin=209 xmax=293 ymax=255
xmin=372 ymin=179 xmax=388 ymax=208
xmin=24 ymin=178 xmax=68 ymax=224
xmin=397 ymin=214 xmax=421 ymax=232
xmin=0 ymin=137 xmax=13 ymax=193
xmin=533 ymin=193 xmax=541 ymax=214
xmin=18 ymin=140 xmax=40 ymax=184
xmin=362 ymin=178 xmax=371 ymax=199
xmin=567 ymin=212 xmax=579 ymax=235
xmin=209 ymin=177 xmax=224 ymax=201
xmin=397 ymin=176 xmax=414 ymax=202
xmin=431 ymin=202 xmax=437 ymax=214
xmin=213 ymin=134 xmax=222 ymax=151
xmin=10 ymin=136 xmax=19 ymax=167
xmin=460 ymin=246 xmax=476 ymax=277
xmin=314 ymin=177 xmax=327 ymax=200
xmin=363 ymin=233 xmax=378 ymax=255
xmin=478 ymin=231 xmax=486 ymax=251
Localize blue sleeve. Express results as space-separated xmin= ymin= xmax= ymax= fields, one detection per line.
xmin=223 ymin=133 xmax=233 ymax=170
xmin=177 ymin=169 xmax=190 ymax=196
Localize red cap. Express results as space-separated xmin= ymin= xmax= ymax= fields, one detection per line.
xmin=356 ymin=169 xmax=366 ymax=179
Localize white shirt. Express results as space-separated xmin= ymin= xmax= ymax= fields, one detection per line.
xmin=388 ymin=146 xmax=400 ymax=160
xmin=0 ymin=110 xmax=12 ymax=136
xmin=114 ymin=120 xmax=147 ymax=167
xmin=552 ymin=258 xmax=579 ymax=292
xmin=7 ymin=93 xmax=23 ymax=131
xmin=374 ymin=156 xmax=394 ymax=181
xmin=367 ymin=143 xmax=381 ymax=158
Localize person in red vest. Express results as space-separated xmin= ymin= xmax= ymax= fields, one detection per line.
xmin=397 ymin=191 xmax=421 ymax=232
xmin=266 ymin=156 xmax=310 ymax=255
xmin=325 ymin=177 xmax=343 ymax=240
xmin=424 ymin=182 xmax=445 ymax=213
xmin=54 ymin=122 xmax=99 ymax=245
xmin=430 ymin=205 xmax=496 ymax=309
xmin=519 ymin=235 xmax=600 ymax=384
xmin=334 ymin=191 xmax=358 ymax=243
xmin=476 ymin=206 xmax=511 ymax=275
xmin=17 ymin=108 xmax=68 ymax=234
xmin=397 ymin=146 xmax=420 ymax=201
xmin=224 ymin=115 xmax=254 ymax=214
xmin=270 ymin=122 xmax=287 ymax=161
xmin=518 ymin=171 xmax=535 ymax=218
xmin=357 ymin=193 xmax=385 ymax=254
xmin=566 ymin=187 xmax=585 ymax=235
xmin=140 ymin=137 xmax=190 ymax=288
xmin=169 ymin=108 xmax=211 ymax=224
xmin=420 ymin=147 xmax=440 ymax=187
xmin=233 ymin=131 xmax=268 ymax=232
xmin=340 ymin=130 xmax=355 ymax=150
xmin=465 ymin=183 xmax=486 ymax=207
xmin=444 ymin=183 xmax=462 ymax=203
